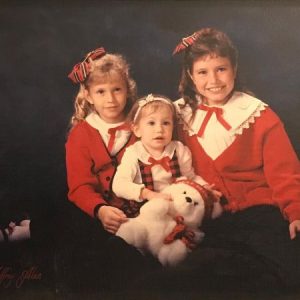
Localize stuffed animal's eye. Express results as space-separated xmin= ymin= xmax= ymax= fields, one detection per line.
xmin=183 ymin=191 xmax=187 ymax=194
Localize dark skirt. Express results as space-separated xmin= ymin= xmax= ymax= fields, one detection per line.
xmin=130 ymin=205 xmax=300 ymax=293
xmin=51 ymin=203 xmax=300 ymax=293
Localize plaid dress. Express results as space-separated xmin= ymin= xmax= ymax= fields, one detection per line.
xmin=138 ymin=151 xmax=182 ymax=191
xmin=121 ymin=151 xmax=182 ymax=218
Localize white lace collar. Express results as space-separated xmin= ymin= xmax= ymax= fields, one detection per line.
xmin=176 ymin=92 xmax=267 ymax=137
xmin=133 ymin=141 xmax=177 ymax=164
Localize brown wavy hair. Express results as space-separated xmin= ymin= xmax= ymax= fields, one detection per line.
xmin=177 ymin=27 xmax=252 ymax=114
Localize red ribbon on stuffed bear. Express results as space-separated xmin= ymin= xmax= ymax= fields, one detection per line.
xmin=164 ymin=216 xmax=196 ymax=250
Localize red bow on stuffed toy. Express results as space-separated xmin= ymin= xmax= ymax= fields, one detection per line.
xmin=164 ymin=216 xmax=197 ymax=250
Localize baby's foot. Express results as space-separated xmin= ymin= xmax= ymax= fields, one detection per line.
xmin=0 ymin=220 xmax=31 ymax=242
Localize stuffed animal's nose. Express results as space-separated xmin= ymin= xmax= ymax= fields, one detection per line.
xmin=194 ymin=202 xmax=198 ymax=206
xmin=185 ymin=197 xmax=192 ymax=203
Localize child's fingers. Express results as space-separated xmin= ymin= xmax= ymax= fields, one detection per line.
xmin=105 ymin=225 xmax=119 ymax=234
xmin=289 ymin=221 xmax=300 ymax=240
xmin=110 ymin=207 xmax=127 ymax=219
xmin=103 ymin=218 xmax=123 ymax=234
xmin=106 ymin=221 xmax=120 ymax=230
xmin=204 ymin=183 xmax=215 ymax=190
xmin=99 ymin=206 xmax=127 ymax=232
xmin=214 ymin=190 xmax=222 ymax=198
xmin=289 ymin=227 xmax=296 ymax=240
xmin=108 ymin=210 xmax=128 ymax=226
xmin=104 ymin=208 xmax=127 ymax=222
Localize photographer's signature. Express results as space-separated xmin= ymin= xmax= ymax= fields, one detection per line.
xmin=0 ymin=266 xmax=42 ymax=288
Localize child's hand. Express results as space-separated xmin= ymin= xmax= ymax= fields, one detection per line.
xmin=289 ymin=220 xmax=300 ymax=240
xmin=203 ymin=184 xmax=222 ymax=201
xmin=97 ymin=206 xmax=128 ymax=234
xmin=141 ymin=188 xmax=171 ymax=201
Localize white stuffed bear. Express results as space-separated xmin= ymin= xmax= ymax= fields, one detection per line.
xmin=116 ymin=180 xmax=222 ymax=267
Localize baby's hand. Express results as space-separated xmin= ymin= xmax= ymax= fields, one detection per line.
xmin=203 ymin=184 xmax=222 ymax=201
xmin=97 ymin=206 xmax=128 ymax=234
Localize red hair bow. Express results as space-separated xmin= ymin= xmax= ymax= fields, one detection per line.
xmin=68 ymin=47 xmax=106 ymax=84
xmin=172 ymin=32 xmax=200 ymax=55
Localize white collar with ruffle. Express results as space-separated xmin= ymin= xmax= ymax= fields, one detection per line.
xmin=175 ymin=92 xmax=267 ymax=137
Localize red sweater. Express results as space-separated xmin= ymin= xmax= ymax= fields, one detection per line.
xmin=65 ymin=121 xmax=136 ymax=217
xmin=180 ymin=108 xmax=300 ymax=222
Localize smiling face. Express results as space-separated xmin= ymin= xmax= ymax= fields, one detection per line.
xmin=133 ymin=103 xmax=174 ymax=157
xmin=190 ymin=54 xmax=236 ymax=106
xmin=84 ymin=72 xmax=128 ymax=123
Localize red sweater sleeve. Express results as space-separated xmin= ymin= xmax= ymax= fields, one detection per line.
xmin=65 ymin=125 xmax=108 ymax=217
xmin=263 ymin=117 xmax=300 ymax=222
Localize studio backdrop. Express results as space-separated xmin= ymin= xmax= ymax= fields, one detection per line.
xmin=1 ymin=0 xmax=299 ymax=221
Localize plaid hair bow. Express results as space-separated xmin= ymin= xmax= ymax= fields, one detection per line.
xmin=172 ymin=32 xmax=199 ymax=55
xmin=68 ymin=47 xmax=106 ymax=84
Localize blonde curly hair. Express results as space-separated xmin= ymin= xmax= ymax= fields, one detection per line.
xmin=69 ymin=53 xmax=137 ymax=128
